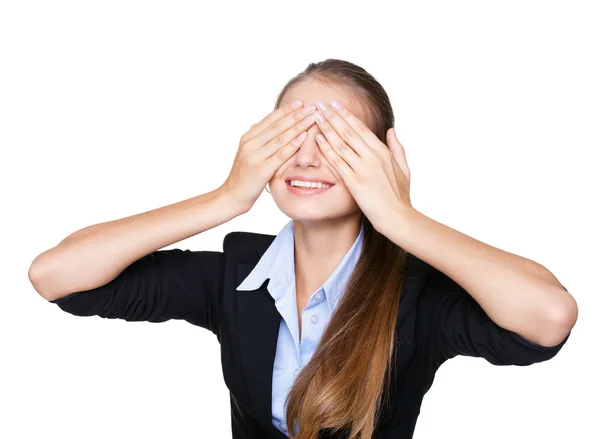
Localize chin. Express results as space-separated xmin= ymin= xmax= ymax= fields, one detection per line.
xmin=271 ymin=187 xmax=358 ymax=222
xmin=278 ymin=207 xmax=344 ymax=222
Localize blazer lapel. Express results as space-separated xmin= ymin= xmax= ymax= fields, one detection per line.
xmin=237 ymin=244 xmax=286 ymax=436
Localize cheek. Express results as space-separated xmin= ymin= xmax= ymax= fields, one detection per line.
xmin=270 ymin=166 xmax=287 ymax=184
xmin=276 ymin=155 xmax=296 ymax=176
xmin=328 ymin=165 xmax=342 ymax=182
xmin=338 ymin=184 xmax=355 ymax=201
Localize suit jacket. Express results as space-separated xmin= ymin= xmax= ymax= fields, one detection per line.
xmin=50 ymin=230 xmax=570 ymax=438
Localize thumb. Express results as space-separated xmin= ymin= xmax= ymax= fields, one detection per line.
xmin=387 ymin=127 xmax=410 ymax=176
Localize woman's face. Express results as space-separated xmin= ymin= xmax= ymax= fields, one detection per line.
xmin=269 ymin=78 xmax=371 ymax=222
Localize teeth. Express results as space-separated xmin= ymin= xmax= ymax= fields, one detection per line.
xmin=289 ymin=180 xmax=331 ymax=189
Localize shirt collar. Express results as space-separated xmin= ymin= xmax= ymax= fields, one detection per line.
xmin=236 ymin=219 xmax=365 ymax=313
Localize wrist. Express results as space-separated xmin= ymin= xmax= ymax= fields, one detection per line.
xmin=216 ymin=185 xmax=251 ymax=216
xmin=374 ymin=206 xmax=419 ymax=244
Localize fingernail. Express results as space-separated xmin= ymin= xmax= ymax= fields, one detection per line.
xmin=330 ymin=100 xmax=342 ymax=110
xmin=316 ymin=100 xmax=327 ymax=111
xmin=302 ymin=104 xmax=316 ymax=115
xmin=290 ymin=100 xmax=303 ymax=109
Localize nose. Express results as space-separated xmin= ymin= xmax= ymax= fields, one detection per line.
xmin=293 ymin=123 xmax=325 ymax=167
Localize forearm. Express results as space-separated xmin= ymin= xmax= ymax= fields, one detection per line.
xmin=380 ymin=207 xmax=578 ymax=347
xmin=29 ymin=185 xmax=247 ymax=301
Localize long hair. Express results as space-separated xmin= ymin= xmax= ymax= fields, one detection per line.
xmin=274 ymin=59 xmax=407 ymax=439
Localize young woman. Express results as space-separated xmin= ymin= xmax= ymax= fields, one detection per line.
xmin=29 ymin=59 xmax=577 ymax=439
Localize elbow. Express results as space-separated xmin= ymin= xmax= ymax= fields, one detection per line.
xmin=29 ymin=260 xmax=49 ymax=300
xmin=553 ymin=294 xmax=578 ymax=334
xmin=29 ymin=264 xmax=47 ymax=299
xmin=537 ymin=294 xmax=578 ymax=348
xmin=28 ymin=255 xmax=57 ymax=301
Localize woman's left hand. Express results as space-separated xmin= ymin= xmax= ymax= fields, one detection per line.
xmin=313 ymin=100 xmax=413 ymax=231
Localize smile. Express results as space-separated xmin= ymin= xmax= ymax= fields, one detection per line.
xmin=286 ymin=180 xmax=334 ymax=196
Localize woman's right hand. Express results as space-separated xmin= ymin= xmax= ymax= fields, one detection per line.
xmin=220 ymin=100 xmax=317 ymax=212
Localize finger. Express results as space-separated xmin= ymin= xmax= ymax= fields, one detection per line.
xmin=315 ymin=132 xmax=355 ymax=186
xmin=314 ymin=109 xmax=361 ymax=171
xmin=258 ymin=114 xmax=316 ymax=161
xmin=329 ymin=100 xmax=386 ymax=153
xmin=247 ymin=103 xmax=317 ymax=151
xmin=263 ymin=131 xmax=308 ymax=177
xmin=317 ymin=101 xmax=371 ymax=158
xmin=240 ymin=102 xmax=300 ymax=145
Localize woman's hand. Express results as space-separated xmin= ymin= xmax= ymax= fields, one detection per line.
xmin=312 ymin=100 xmax=413 ymax=231
xmin=220 ymin=100 xmax=317 ymax=212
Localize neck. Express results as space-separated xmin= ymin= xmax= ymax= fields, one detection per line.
xmin=292 ymin=213 xmax=362 ymax=301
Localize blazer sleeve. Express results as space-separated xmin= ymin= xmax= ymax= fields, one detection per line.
xmin=417 ymin=263 xmax=571 ymax=366
xmin=49 ymin=248 xmax=224 ymax=337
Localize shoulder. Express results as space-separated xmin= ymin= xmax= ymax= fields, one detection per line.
xmin=400 ymin=252 xmax=437 ymax=299
xmin=223 ymin=230 xmax=275 ymax=247
xmin=391 ymin=252 xmax=434 ymax=335
xmin=395 ymin=252 xmax=447 ymax=337
xmin=222 ymin=230 xmax=276 ymax=261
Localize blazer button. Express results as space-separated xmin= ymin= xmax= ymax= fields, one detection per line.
xmin=311 ymin=314 xmax=319 ymax=324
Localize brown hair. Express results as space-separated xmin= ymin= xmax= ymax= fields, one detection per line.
xmin=274 ymin=59 xmax=407 ymax=439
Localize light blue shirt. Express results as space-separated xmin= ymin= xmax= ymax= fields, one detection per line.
xmin=236 ymin=219 xmax=365 ymax=436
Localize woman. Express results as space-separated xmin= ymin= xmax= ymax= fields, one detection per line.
xmin=28 ymin=59 xmax=577 ymax=439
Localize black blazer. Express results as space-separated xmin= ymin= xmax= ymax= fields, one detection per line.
xmin=50 ymin=230 xmax=570 ymax=439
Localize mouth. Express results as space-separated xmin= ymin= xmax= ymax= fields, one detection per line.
xmin=285 ymin=179 xmax=335 ymax=196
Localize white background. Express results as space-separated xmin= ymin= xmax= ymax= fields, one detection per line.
xmin=2 ymin=1 xmax=598 ymax=438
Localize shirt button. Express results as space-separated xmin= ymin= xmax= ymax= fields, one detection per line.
xmin=315 ymin=292 xmax=323 ymax=301
xmin=279 ymin=422 xmax=287 ymax=431
xmin=294 ymin=368 xmax=300 ymax=376
xmin=311 ymin=314 xmax=319 ymax=324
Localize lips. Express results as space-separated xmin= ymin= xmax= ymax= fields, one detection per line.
xmin=285 ymin=175 xmax=335 ymax=185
